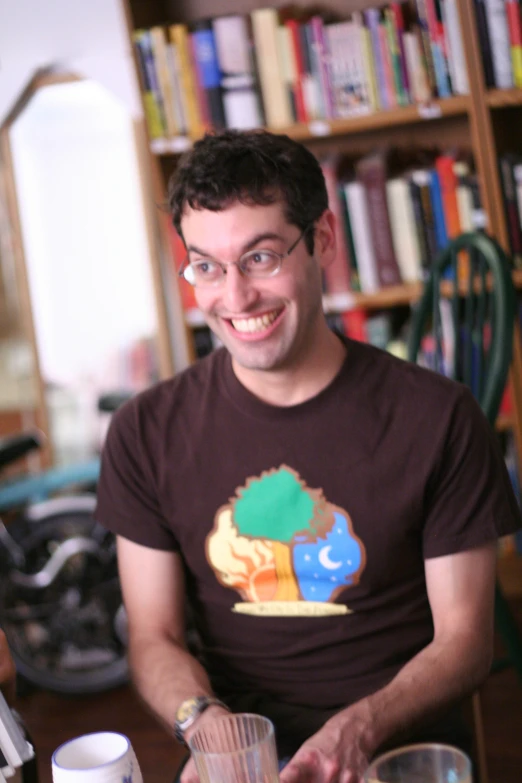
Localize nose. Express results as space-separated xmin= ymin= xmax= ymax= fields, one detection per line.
xmin=221 ymin=264 xmax=258 ymax=312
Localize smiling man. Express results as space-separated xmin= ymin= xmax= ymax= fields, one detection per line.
xmin=95 ymin=130 xmax=521 ymax=783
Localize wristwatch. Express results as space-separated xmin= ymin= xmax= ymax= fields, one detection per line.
xmin=174 ymin=696 xmax=228 ymax=745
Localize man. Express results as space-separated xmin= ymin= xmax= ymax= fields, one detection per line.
xmin=95 ymin=129 xmax=521 ymax=783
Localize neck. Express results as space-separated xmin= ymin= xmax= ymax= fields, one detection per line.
xmin=232 ymin=325 xmax=347 ymax=407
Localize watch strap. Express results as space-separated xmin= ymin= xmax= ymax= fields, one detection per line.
xmin=174 ymin=696 xmax=228 ymax=745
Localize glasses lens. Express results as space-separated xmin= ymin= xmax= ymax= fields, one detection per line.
xmin=241 ymin=250 xmax=281 ymax=277
xmin=186 ymin=259 xmax=223 ymax=286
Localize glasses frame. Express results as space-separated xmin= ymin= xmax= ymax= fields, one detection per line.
xmin=178 ymin=224 xmax=313 ymax=287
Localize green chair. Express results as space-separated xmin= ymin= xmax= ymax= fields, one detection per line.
xmin=407 ymin=231 xmax=522 ymax=781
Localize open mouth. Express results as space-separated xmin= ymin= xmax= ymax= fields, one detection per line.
xmin=229 ymin=308 xmax=283 ymax=334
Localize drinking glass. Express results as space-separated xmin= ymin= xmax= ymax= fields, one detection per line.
xmin=188 ymin=713 xmax=279 ymax=783
xmin=52 ymin=731 xmax=143 ymax=783
xmin=364 ymin=743 xmax=472 ymax=783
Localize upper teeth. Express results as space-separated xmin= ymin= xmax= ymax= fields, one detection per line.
xmin=231 ymin=311 xmax=279 ymax=333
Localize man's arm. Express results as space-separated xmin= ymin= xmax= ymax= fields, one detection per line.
xmin=117 ymin=537 xmax=229 ymax=737
xmin=280 ymin=542 xmax=496 ymax=783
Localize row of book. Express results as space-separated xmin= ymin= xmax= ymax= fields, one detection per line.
xmin=133 ymin=1 xmax=469 ymax=141
xmin=321 ymin=148 xmax=484 ymax=297
xmin=475 ymin=0 xmax=522 ymax=88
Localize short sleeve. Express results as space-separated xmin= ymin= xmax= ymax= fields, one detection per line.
xmin=423 ymin=386 xmax=522 ymax=559
xmin=94 ymin=400 xmax=179 ymax=551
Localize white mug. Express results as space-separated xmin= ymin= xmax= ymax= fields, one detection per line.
xmin=52 ymin=731 xmax=143 ymax=783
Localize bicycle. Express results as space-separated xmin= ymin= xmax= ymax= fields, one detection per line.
xmin=0 ymin=394 xmax=130 ymax=695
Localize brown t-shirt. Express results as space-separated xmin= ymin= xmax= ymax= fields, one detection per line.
xmin=95 ymin=338 xmax=521 ymax=752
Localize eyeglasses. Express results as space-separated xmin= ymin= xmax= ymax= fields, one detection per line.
xmin=178 ymin=225 xmax=312 ymax=288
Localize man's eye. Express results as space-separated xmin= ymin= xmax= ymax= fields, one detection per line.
xmin=248 ymin=251 xmax=277 ymax=266
xmin=194 ymin=260 xmax=219 ymax=276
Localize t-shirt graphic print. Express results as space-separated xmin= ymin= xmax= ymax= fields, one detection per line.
xmin=206 ymin=465 xmax=366 ymax=617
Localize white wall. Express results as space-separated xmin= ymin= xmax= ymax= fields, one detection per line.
xmin=0 ymin=0 xmax=142 ymax=124
xmin=10 ymin=79 xmax=157 ymax=386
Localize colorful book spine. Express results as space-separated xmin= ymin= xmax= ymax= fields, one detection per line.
xmin=505 ymin=0 xmax=522 ymax=87
xmin=169 ymin=24 xmax=205 ymax=138
xmin=365 ymin=9 xmax=389 ymax=108
xmin=191 ymin=22 xmax=226 ymax=129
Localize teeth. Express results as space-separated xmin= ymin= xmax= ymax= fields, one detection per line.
xmin=231 ymin=310 xmax=279 ymax=333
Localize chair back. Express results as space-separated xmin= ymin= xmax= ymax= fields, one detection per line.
xmin=407 ymin=231 xmax=516 ymax=425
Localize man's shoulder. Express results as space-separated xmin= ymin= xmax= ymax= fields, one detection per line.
xmin=113 ymin=348 xmax=228 ymax=426
xmin=347 ymin=339 xmax=471 ymax=413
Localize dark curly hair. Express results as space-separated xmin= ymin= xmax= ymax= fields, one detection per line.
xmin=167 ymin=129 xmax=328 ymax=255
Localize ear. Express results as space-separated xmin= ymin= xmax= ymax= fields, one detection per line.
xmin=314 ymin=209 xmax=337 ymax=270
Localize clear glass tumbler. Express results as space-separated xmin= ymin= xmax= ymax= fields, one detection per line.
xmin=188 ymin=713 xmax=280 ymax=783
xmin=364 ymin=743 xmax=472 ymax=783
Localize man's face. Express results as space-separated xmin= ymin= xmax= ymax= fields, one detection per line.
xmin=181 ymin=201 xmax=333 ymax=373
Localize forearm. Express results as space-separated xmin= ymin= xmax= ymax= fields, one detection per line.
xmin=128 ymin=632 xmax=216 ymax=733
xmin=352 ymin=629 xmax=492 ymax=755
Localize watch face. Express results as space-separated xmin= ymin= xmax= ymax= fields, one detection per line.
xmin=177 ymin=697 xmax=203 ymax=725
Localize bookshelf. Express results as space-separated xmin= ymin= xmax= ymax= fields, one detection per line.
xmin=121 ymin=0 xmax=522 ymax=503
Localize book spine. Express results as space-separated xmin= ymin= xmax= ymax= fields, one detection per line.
xmin=473 ymin=0 xmax=497 ymax=86
xmin=378 ymin=21 xmax=398 ymax=107
xmin=133 ymin=30 xmax=166 ymax=139
xmin=285 ymin=19 xmax=308 ymax=122
xmin=169 ymin=24 xmax=205 ymax=138
xmin=499 ymin=155 xmax=522 ymax=264
xmin=364 ymin=9 xmax=389 ymax=108
xmin=356 ymin=154 xmax=403 ymax=287
xmin=386 ymin=178 xmax=423 ymax=281
xmin=428 ymin=168 xmax=449 ymax=250
xmin=250 ymin=8 xmax=293 ymax=128
xmin=321 ymin=159 xmax=353 ymax=293
xmin=483 ymin=0 xmax=514 ymax=86
xmin=192 ymin=24 xmax=227 ymax=129
xmin=505 ymin=0 xmax=522 ymax=87
xmin=311 ymin=16 xmax=335 ymax=118
xmin=344 ymin=181 xmax=380 ymax=293
xmin=212 ymin=15 xmax=263 ymax=130
xmin=442 ymin=0 xmax=470 ymax=93
xmin=149 ymin=26 xmax=180 ymax=137
xmin=384 ymin=9 xmax=408 ymax=105
xmin=390 ymin=3 xmax=412 ymax=100
xmin=409 ymin=178 xmax=432 ymax=271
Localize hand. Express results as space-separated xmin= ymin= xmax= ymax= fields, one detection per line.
xmin=180 ymin=704 xmax=231 ymax=783
xmin=0 ymin=629 xmax=16 ymax=704
xmin=279 ymin=702 xmax=376 ymax=783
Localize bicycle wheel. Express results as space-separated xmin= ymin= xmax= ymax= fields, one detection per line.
xmin=0 ymin=494 xmax=128 ymax=694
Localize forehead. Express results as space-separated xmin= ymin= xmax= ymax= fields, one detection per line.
xmin=180 ymin=200 xmax=290 ymax=246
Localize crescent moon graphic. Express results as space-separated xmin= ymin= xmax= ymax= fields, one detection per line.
xmin=318 ymin=546 xmax=343 ymax=570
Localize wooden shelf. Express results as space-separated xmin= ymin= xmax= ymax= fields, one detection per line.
xmin=497 ymin=550 xmax=522 ymax=598
xmin=149 ymin=97 xmax=470 ymax=156
xmin=486 ymin=88 xmax=522 ymax=108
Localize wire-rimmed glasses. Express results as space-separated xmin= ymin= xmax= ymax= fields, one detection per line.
xmin=179 ymin=224 xmax=312 ymax=287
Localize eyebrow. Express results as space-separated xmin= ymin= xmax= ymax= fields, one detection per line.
xmin=186 ymin=231 xmax=285 ymax=258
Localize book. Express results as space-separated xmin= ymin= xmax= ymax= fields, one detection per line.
xmin=355 ymin=151 xmax=403 ymax=287
xmin=505 ymin=0 xmax=522 ymax=87
xmin=344 ymin=181 xmax=380 ymax=293
xmin=251 ymin=8 xmax=293 ymax=128
xmin=441 ymin=0 xmax=470 ymax=94
xmin=191 ymin=21 xmax=226 ymax=129
xmin=321 ymin=158 xmax=353 ymax=293
xmin=212 ymin=15 xmax=263 ymax=130
xmin=133 ymin=30 xmax=167 ymax=139
xmin=284 ymin=18 xmax=308 ymax=122
xmin=483 ymin=0 xmax=514 ymax=87
xmin=149 ymin=26 xmax=180 ymax=137
xmin=169 ymin=24 xmax=205 ymax=138
xmin=473 ymin=0 xmax=496 ymax=86
xmin=499 ymin=154 xmax=522 ymax=266
xmin=386 ymin=177 xmax=423 ymax=282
